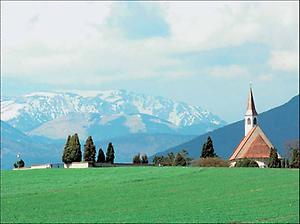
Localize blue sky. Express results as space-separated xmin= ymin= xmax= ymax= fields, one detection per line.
xmin=1 ymin=1 xmax=299 ymax=122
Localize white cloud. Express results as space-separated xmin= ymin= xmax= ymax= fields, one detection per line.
xmin=269 ymin=51 xmax=299 ymax=72
xmin=209 ymin=65 xmax=249 ymax=78
xmin=1 ymin=1 xmax=112 ymax=46
xmin=164 ymin=1 xmax=299 ymax=51
xmin=1 ymin=1 xmax=299 ymax=85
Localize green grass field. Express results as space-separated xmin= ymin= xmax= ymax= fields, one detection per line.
xmin=1 ymin=167 xmax=299 ymax=223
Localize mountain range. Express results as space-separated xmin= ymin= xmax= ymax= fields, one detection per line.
xmin=1 ymin=90 xmax=226 ymax=137
xmin=1 ymin=90 xmax=298 ymax=170
xmin=152 ymin=95 xmax=299 ymax=160
xmin=1 ymin=90 xmax=225 ymax=169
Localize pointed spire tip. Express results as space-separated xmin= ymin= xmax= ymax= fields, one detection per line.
xmin=246 ymin=85 xmax=258 ymax=116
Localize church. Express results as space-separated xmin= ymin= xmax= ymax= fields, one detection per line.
xmin=229 ymin=87 xmax=278 ymax=168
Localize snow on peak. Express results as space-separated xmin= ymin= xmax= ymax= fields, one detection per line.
xmin=1 ymin=90 xmax=226 ymax=132
xmin=0 ymin=101 xmax=25 ymax=121
xmin=24 ymin=92 xmax=59 ymax=97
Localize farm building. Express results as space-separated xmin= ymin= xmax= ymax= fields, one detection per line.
xmin=229 ymin=87 xmax=279 ymax=167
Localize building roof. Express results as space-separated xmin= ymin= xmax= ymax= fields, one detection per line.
xmin=229 ymin=125 xmax=275 ymax=160
xmin=244 ymin=135 xmax=271 ymax=158
xmin=245 ymin=87 xmax=258 ymax=116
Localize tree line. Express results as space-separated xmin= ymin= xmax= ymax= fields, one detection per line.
xmin=12 ymin=134 xmax=299 ymax=168
xmin=59 ymin=132 xmax=298 ymax=168
xmin=62 ymin=134 xmax=115 ymax=164
xmin=152 ymin=150 xmax=192 ymax=166
xmin=132 ymin=153 xmax=149 ymax=164
xmin=151 ymin=136 xmax=300 ymax=168
xmin=151 ymin=137 xmax=222 ymax=166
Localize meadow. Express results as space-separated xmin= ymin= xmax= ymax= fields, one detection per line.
xmin=1 ymin=167 xmax=299 ymax=223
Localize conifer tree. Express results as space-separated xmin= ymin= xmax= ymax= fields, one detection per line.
xmin=133 ymin=153 xmax=141 ymax=164
xmin=201 ymin=136 xmax=217 ymax=158
xmin=83 ymin=136 xmax=96 ymax=162
xmin=106 ymin=142 xmax=115 ymax=164
xmin=141 ymin=154 xmax=148 ymax=164
xmin=97 ymin=148 xmax=105 ymax=163
xmin=62 ymin=133 xmax=82 ymax=163
xmin=268 ymin=147 xmax=280 ymax=168
xmin=72 ymin=133 xmax=82 ymax=162
xmin=62 ymin=135 xmax=71 ymax=163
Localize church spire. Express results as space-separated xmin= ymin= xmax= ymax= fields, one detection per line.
xmin=244 ymin=85 xmax=258 ymax=136
xmin=245 ymin=86 xmax=258 ymax=116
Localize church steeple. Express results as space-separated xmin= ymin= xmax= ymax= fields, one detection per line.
xmin=244 ymin=85 xmax=258 ymax=136
xmin=246 ymin=87 xmax=258 ymax=116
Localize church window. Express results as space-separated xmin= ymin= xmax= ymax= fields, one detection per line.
xmin=253 ymin=117 xmax=257 ymax=125
xmin=247 ymin=118 xmax=251 ymax=125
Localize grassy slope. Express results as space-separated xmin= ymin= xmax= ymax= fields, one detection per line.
xmin=1 ymin=167 xmax=299 ymax=223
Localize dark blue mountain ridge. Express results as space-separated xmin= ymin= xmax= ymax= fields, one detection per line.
xmin=1 ymin=120 xmax=63 ymax=169
xmin=152 ymin=94 xmax=299 ymax=160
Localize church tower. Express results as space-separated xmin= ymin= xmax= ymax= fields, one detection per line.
xmin=244 ymin=86 xmax=258 ymax=136
xmin=230 ymin=86 xmax=276 ymax=167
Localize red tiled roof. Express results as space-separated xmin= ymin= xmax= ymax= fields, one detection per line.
xmin=243 ymin=135 xmax=271 ymax=158
xmin=229 ymin=125 xmax=274 ymax=161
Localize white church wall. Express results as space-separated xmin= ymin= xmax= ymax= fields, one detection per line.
xmin=30 ymin=164 xmax=52 ymax=169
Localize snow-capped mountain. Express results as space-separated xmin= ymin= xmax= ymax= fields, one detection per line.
xmin=1 ymin=90 xmax=226 ymax=134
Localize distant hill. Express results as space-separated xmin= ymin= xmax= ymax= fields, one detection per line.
xmin=29 ymin=113 xmax=178 ymax=140
xmin=28 ymin=112 xmax=213 ymax=141
xmin=153 ymin=95 xmax=299 ymax=160
xmin=0 ymin=119 xmax=195 ymax=169
xmin=0 ymin=120 xmax=62 ymax=170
